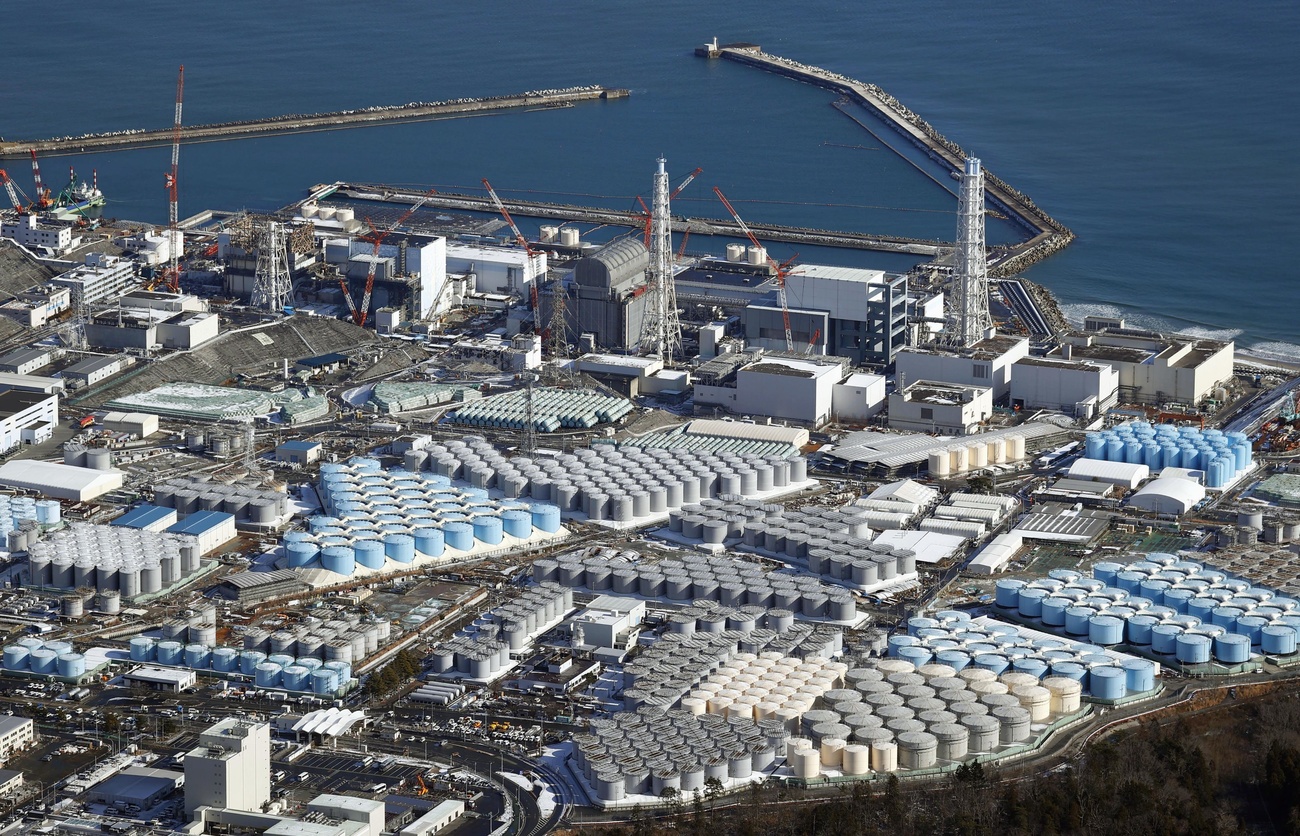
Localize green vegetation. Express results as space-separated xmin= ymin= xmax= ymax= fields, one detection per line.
xmin=363 ymin=648 xmax=423 ymax=697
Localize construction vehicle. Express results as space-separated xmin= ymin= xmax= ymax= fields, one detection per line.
xmin=714 ymin=186 xmax=799 ymax=352
xmin=414 ymin=773 xmax=430 ymax=796
xmin=341 ymin=185 xmax=439 ymax=327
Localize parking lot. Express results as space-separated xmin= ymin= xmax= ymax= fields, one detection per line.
xmin=278 ymin=751 xmax=425 ymax=798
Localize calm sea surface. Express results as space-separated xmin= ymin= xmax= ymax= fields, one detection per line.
xmin=2 ymin=2 xmax=1296 ymax=359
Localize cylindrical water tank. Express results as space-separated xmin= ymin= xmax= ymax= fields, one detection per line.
xmin=255 ymin=662 xmax=282 ymax=688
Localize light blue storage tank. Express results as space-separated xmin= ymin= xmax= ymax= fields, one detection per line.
xmin=2 ymin=646 xmax=28 ymax=671
xmin=1175 ymin=633 xmax=1212 ymax=664
xmin=384 ymin=534 xmax=415 ymax=563
xmin=1122 ymin=658 xmax=1156 ymax=692
xmin=1162 ymin=588 xmax=1194 ymax=614
xmin=1235 ymin=615 xmax=1269 ymax=644
xmin=1262 ymin=625 xmax=1298 ymax=655
xmin=1018 ymin=587 xmax=1048 ymax=618
xmin=1012 ymin=658 xmax=1049 ymax=680
xmin=353 ymin=540 xmax=385 ymax=570
xmin=1041 ymin=598 xmax=1070 ymax=626
xmin=296 ymin=657 xmax=323 ymax=672
xmin=444 ymin=521 xmax=474 ymax=551
xmin=1211 ymin=606 xmax=1245 ymax=629
xmin=908 ymin=616 xmax=940 ymax=635
xmin=1064 ymin=607 xmax=1095 ymax=636
xmin=936 ymin=650 xmax=971 ymax=671
xmin=413 ymin=528 xmax=445 ymax=557
xmin=286 ymin=541 xmax=319 ymax=568
xmin=43 ymin=641 xmax=72 ymax=656
xmin=888 ymin=635 xmax=920 ymax=656
xmin=1196 ymin=448 xmax=1215 ymax=471
xmin=1106 ymin=437 xmax=1125 ymax=461
xmin=280 ymin=665 xmax=310 ymax=692
xmin=1050 ymin=661 xmax=1087 ymax=685
xmin=898 ymin=646 xmax=932 ymax=667
xmin=1089 ymin=666 xmax=1126 ymax=699
xmin=56 ymin=653 xmax=86 ymax=678
xmin=255 ymin=662 xmax=282 ymax=688
xmin=324 ymin=660 xmax=352 ymax=683
xmin=501 ymin=509 xmax=532 ymax=539
xmin=129 ymin=637 xmax=156 ymax=662
xmin=1151 ymin=624 xmax=1183 ymax=654
xmin=184 ymin=644 xmax=211 ymax=668
xmin=1085 ymin=434 xmax=1106 ymax=459
xmin=28 ymin=648 xmax=57 ymax=674
xmin=1160 ymin=445 xmax=1180 ymax=470
xmin=1139 ymin=579 xmax=1171 ymax=601
xmin=35 ymin=500 xmax=60 ymax=525
xmin=240 ymin=650 xmax=267 ymax=674
xmin=268 ymin=653 xmax=295 ymax=668
xmin=1143 ymin=443 xmax=1161 ymax=469
xmin=1115 ymin=571 xmax=1145 ymax=594
xmin=1127 ymin=615 xmax=1159 ymax=645
xmin=1234 ymin=442 xmax=1251 ymax=470
xmin=1186 ymin=598 xmax=1216 ymax=622
xmin=155 ymin=641 xmax=184 ymax=666
xmin=1213 ymin=633 xmax=1251 ymax=664
xmin=473 ymin=515 xmax=503 ymax=545
xmin=1088 ymin=615 xmax=1124 ymax=645
xmin=308 ymin=516 xmax=343 ymax=534
xmin=311 ymin=669 xmax=339 ymax=695
xmin=1124 ymin=440 xmax=1144 ymax=464
xmin=321 ymin=546 xmax=356 ymax=576
xmin=995 ymin=580 xmax=1026 ymax=609
xmin=212 ymin=647 xmax=239 ymax=673
xmin=972 ymin=654 xmax=1009 ymax=675
xmin=1091 ymin=563 xmax=1123 ymax=586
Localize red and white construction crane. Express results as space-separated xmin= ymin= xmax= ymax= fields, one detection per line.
xmin=341 ymin=186 xmax=439 ymax=327
xmin=713 ymin=186 xmax=797 ymax=352
xmin=0 ymin=170 xmax=31 ymax=213
xmin=160 ymin=65 xmax=185 ymax=292
xmin=634 ymin=166 xmax=702 ymax=250
xmin=481 ymin=178 xmax=544 ymax=316
xmin=28 ymin=150 xmax=51 ymax=210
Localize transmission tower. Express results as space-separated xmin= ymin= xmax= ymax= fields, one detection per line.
xmin=250 ymin=219 xmax=293 ymax=312
xmin=546 ymin=278 xmax=569 ymax=361
xmin=638 ymin=157 xmax=682 ymax=362
xmin=944 ymin=157 xmax=993 ymax=347
xmin=62 ymin=286 xmax=88 ymax=351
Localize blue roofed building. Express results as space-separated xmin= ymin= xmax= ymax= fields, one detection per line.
xmin=167 ymin=510 xmax=237 ymax=555
xmin=112 ymin=504 xmax=179 ymax=532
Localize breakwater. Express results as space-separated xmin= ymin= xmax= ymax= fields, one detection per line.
xmin=0 ymin=86 xmax=628 ymax=159
xmin=703 ymin=43 xmax=1074 ymax=276
xmin=329 ymin=183 xmax=946 ymax=256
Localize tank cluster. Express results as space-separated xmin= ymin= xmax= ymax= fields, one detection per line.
xmin=998 ymin=553 xmax=1300 ymax=667
xmin=450 ymin=388 xmax=633 ymax=432
xmin=0 ymin=493 xmax=59 ymax=553
xmin=304 ymin=456 xmax=563 ymax=577
xmin=429 ymin=583 xmax=573 ymax=679
xmin=536 ymin=546 xmax=858 ymax=622
xmin=153 ymin=475 xmax=288 ymax=526
xmin=128 ymin=633 xmax=362 ymax=698
xmin=27 ymin=523 xmax=201 ymax=598
xmin=2 ymin=637 xmax=88 ymax=679
xmin=414 ymin=437 xmax=806 ymax=523
xmin=1084 ymin=421 xmax=1252 ymax=488
xmin=925 ymin=433 xmax=1030 ymax=478
xmin=892 ymin=610 xmax=1157 ymax=702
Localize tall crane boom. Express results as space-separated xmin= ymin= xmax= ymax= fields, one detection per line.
xmin=481 ymin=178 xmax=535 ymax=255
xmin=713 ymin=186 xmax=794 ymax=352
xmin=0 ymin=170 xmax=31 ymax=212
xmin=670 ymin=167 xmax=703 ymax=199
xmin=28 ymin=150 xmax=50 ymax=209
xmin=343 ymin=185 xmax=439 ymax=327
xmin=162 ymin=65 xmax=185 ymax=292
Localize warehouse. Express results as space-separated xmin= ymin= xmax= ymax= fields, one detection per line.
xmin=1129 ymin=473 xmax=1206 ymax=516
xmin=887 ymin=380 xmax=993 ymax=435
xmin=819 ymin=422 xmax=1067 ymax=478
xmin=0 ymin=346 xmax=58 ymax=376
xmin=0 ymin=372 xmax=64 ymax=395
xmin=1009 ymin=355 xmax=1119 ymax=418
xmin=400 ymin=799 xmax=465 ymax=836
xmin=101 ymin=411 xmax=158 ymax=438
xmin=966 ymin=531 xmax=1026 ymax=575
xmin=692 ymin=354 xmax=850 ymax=426
xmin=0 ymin=389 xmax=59 ymax=451
xmin=123 ymin=666 xmax=196 ymax=693
xmin=1066 ymin=458 xmax=1150 ymax=490
xmin=113 ymin=505 xmax=179 ymax=532
xmin=209 ymin=569 xmax=309 ymax=605
xmin=90 ymin=766 xmax=182 ymax=810
xmin=275 ymin=440 xmax=323 ymax=465
xmin=894 ymin=335 xmax=1030 ymax=401
xmin=167 ymin=510 xmax=237 ymax=555
xmin=0 ymin=459 xmax=122 ymax=501
xmin=1012 ymin=503 xmax=1112 ymax=543
xmin=62 ymin=354 xmax=136 ymax=390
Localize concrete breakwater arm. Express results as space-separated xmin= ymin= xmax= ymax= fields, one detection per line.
xmin=703 ymin=44 xmax=1074 ymax=275
xmin=0 ymin=86 xmax=629 ymax=159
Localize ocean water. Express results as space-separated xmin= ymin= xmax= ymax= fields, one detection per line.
xmin=2 ymin=2 xmax=1296 ymax=359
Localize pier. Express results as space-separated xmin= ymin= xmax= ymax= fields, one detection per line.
xmin=701 ymin=43 xmax=1074 ymax=276
xmin=0 ymin=87 xmax=628 ymax=160
xmin=328 ymin=183 xmax=947 ymax=256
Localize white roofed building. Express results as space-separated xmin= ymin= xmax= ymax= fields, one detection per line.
xmin=0 ymin=458 xmax=124 ymax=501
xmin=1066 ymin=458 xmax=1150 ymax=490
xmin=1129 ymin=473 xmax=1206 ymax=515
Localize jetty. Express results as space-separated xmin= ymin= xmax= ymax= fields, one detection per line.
xmin=327 ymin=183 xmax=947 ymax=256
xmin=0 ymin=86 xmax=628 ymax=160
xmin=698 ymin=41 xmax=1074 ymax=276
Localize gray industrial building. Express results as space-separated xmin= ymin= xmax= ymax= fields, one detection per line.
xmin=90 ymin=766 xmax=183 ymax=810
xmin=547 ymin=237 xmax=651 ymax=353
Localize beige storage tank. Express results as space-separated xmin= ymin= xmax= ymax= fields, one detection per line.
xmin=559 ymin=227 xmax=581 ymax=247
xmin=968 ymin=443 xmax=989 ymax=469
xmin=819 ymin=737 xmax=846 ymax=769
xmin=989 ymin=437 xmax=1007 ymax=464
xmin=746 ymin=245 xmax=767 ymax=266
xmin=680 ymin=697 xmax=706 ymax=716
xmin=870 ymin=739 xmax=898 ymax=773
xmin=841 ymin=743 xmax=871 ymax=776
xmin=791 ymin=747 xmax=821 ymax=779
xmin=959 ymin=668 xmax=997 ymax=685
xmin=726 ymin=243 xmax=748 ymax=262
xmin=1008 ymin=435 xmax=1026 ymax=461
xmin=950 ymin=445 xmax=970 ymax=474
xmin=1042 ymin=676 xmax=1083 ymax=715
xmin=1012 ymin=684 xmax=1052 ymax=722
xmin=334 ymin=207 xmax=355 ymax=222
xmin=539 ymin=225 xmax=559 ymax=242
xmin=999 ymin=672 xmax=1039 ymax=691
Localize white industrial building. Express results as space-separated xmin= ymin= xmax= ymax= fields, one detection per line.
xmin=694 ymin=354 xmax=851 ymax=426
xmin=570 ymin=596 xmax=646 ymax=650
xmin=184 ymin=793 xmax=386 ymax=836
xmin=86 ymin=307 xmax=219 ymax=352
xmin=1066 ymin=458 xmax=1150 ymax=490
xmin=323 ymin=234 xmax=449 ymax=319
xmin=446 ymin=241 xmax=547 ymax=296
xmin=400 ymin=800 xmax=465 ymax=836
xmin=0 ymin=285 xmax=71 ymax=328
xmin=0 ymin=715 xmax=34 ymax=760
xmin=894 ymin=335 xmax=1030 ymax=401
xmin=123 ymin=666 xmax=198 ymax=693
xmin=0 ymin=372 xmax=64 ymax=394
xmin=1010 ymin=356 xmax=1119 ymax=418
xmin=1 ymin=213 xmax=80 ymax=254
xmin=184 ymin=718 xmax=271 ymax=815
xmin=574 ymin=353 xmax=688 ymax=398
xmin=1048 ymin=330 xmax=1234 ymax=406
xmin=115 ymin=228 xmax=182 ymax=266
xmin=967 ymin=531 xmax=1026 ymax=575
xmin=0 ymin=459 xmax=124 ymax=501
xmin=887 ymin=380 xmax=993 ymax=435
xmin=0 ymin=346 xmax=60 ymax=376
xmin=62 ymin=354 xmax=136 ymax=389
xmin=831 ymin=372 xmax=887 ymax=422
xmin=51 ymin=252 xmax=140 ymax=306
xmin=100 ymin=411 xmax=159 ymax=437
xmin=0 ymin=390 xmax=59 ymax=451
xmin=1128 ymin=471 xmax=1206 ymax=515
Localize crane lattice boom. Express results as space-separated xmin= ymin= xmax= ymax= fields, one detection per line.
xmin=713 ymin=186 xmax=794 ymax=352
xmin=344 ymin=185 xmax=439 ymax=326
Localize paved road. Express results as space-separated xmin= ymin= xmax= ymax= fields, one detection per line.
xmin=1223 ymin=375 xmax=1300 ymax=434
